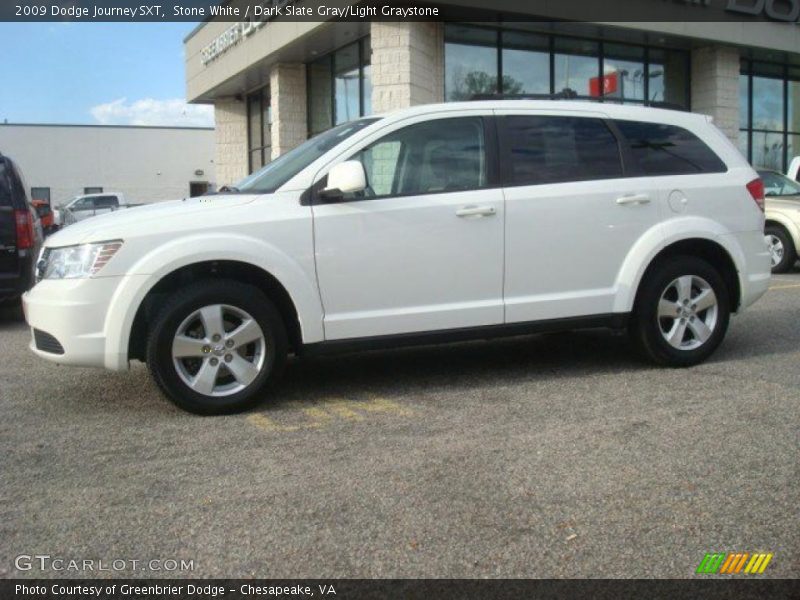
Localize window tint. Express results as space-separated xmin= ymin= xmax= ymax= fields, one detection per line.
xmin=0 ymin=161 xmax=10 ymax=207
xmin=72 ymin=198 xmax=94 ymax=210
xmin=94 ymin=196 xmax=119 ymax=209
xmin=348 ymin=117 xmax=487 ymax=198
xmin=614 ymin=120 xmax=727 ymax=175
xmin=502 ymin=116 xmax=623 ymax=186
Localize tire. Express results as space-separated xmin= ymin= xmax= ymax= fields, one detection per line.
xmin=146 ymin=279 xmax=287 ymax=415
xmin=765 ymin=225 xmax=797 ymax=274
xmin=630 ymin=256 xmax=730 ymax=367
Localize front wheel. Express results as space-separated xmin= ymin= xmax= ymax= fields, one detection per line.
xmin=146 ymin=279 xmax=287 ymax=415
xmin=630 ymin=256 xmax=730 ymax=367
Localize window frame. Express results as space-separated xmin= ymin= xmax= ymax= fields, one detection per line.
xmin=496 ymin=113 xmax=628 ymax=187
xmin=311 ymin=115 xmax=500 ymax=205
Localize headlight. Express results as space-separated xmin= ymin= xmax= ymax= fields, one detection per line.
xmin=37 ymin=240 xmax=123 ymax=281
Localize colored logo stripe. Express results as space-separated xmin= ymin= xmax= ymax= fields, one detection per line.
xmin=696 ymin=552 xmax=773 ymax=574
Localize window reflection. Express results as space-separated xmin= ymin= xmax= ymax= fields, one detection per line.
xmin=445 ymin=26 xmax=498 ymax=100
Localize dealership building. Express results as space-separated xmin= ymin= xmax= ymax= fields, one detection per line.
xmin=183 ymin=0 xmax=800 ymax=186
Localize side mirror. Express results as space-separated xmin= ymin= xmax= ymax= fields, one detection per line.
xmin=319 ymin=160 xmax=366 ymax=201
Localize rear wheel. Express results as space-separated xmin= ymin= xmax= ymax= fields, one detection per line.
xmin=631 ymin=256 xmax=730 ymax=367
xmin=765 ymin=225 xmax=796 ymax=274
xmin=146 ymin=279 xmax=287 ymax=414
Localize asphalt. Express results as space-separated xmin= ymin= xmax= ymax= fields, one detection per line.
xmin=1 ymin=270 xmax=798 ymax=579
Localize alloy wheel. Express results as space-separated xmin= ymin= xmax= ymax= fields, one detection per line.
xmin=766 ymin=234 xmax=785 ymax=268
xmin=171 ymin=304 xmax=266 ymax=397
xmin=657 ymin=275 xmax=718 ymax=351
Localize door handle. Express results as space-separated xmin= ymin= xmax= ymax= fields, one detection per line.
xmin=456 ymin=205 xmax=496 ymax=218
xmin=616 ymin=194 xmax=651 ymax=206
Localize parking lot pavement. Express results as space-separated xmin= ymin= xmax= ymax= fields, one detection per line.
xmin=1 ymin=271 xmax=798 ymax=580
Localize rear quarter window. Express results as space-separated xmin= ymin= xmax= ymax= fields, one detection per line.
xmin=0 ymin=162 xmax=10 ymax=207
xmin=614 ymin=120 xmax=727 ymax=176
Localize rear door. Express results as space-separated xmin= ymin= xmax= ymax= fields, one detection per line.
xmin=0 ymin=160 xmax=17 ymax=276
xmin=497 ymin=111 xmax=663 ymax=322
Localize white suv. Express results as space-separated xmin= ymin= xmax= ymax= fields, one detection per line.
xmin=23 ymin=101 xmax=771 ymax=414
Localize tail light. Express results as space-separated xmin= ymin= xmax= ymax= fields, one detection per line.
xmin=14 ymin=209 xmax=35 ymax=250
xmin=746 ymin=178 xmax=765 ymax=212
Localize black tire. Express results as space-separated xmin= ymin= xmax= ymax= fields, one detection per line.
xmin=765 ymin=224 xmax=797 ymax=274
xmin=146 ymin=279 xmax=287 ymax=415
xmin=630 ymin=256 xmax=730 ymax=367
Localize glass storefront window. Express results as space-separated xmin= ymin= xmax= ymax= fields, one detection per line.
xmin=443 ymin=24 xmax=688 ymax=108
xmin=445 ymin=25 xmax=498 ymax=101
xmin=500 ymin=31 xmax=549 ymax=95
xmin=247 ymin=87 xmax=270 ymax=173
xmin=307 ymin=37 xmax=371 ymax=136
xmin=740 ymin=61 xmax=798 ymax=171
xmin=554 ymin=37 xmax=599 ymax=97
xmin=602 ymin=44 xmax=645 ymax=103
xmin=752 ymin=76 xmax=784 ymax=131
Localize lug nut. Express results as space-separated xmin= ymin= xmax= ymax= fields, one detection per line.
xmin=212 ymin=334 xmax=221 ymax=342
xmin=225 ymin=339 xmax=234 ymax=348
xmin=224 ymin=354 xmax=233 ymax=363
xmin=210 ymin=357 xmax=219 ymax=366
xmin=202 ymin=345 xmax=211 ymax=354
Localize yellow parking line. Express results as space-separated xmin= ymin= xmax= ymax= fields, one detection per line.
xmin=769 ymin=283 xmax=800 ymax=290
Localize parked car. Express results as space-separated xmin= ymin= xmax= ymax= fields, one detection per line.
xmin=31 ymin=200 xmax=57 ymax=235
xmin=787 ymin=156 xmax=799 ymax=182
xmin=1 ymin=153 xmax=43 ymax=305
xmin=58 ymin=192 xmax=138 ymax=227
xmin=759 ymin=169 xmax=800 ymax=273
xmin=24 ymin=101 xmax=770 ymax=414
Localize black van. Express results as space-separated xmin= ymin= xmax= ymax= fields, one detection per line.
xmin=1 ymin=153 xmax=42 ymax=304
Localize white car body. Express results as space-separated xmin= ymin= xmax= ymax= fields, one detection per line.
xmin=23 ymin=101 xmax=770 ymax=395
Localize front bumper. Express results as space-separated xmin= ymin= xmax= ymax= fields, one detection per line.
xmin=22 ymin=276 xmax=126 ymax=369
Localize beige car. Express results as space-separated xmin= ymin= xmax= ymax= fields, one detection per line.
xmin=760 ymin=170 xmax=800 ymax=273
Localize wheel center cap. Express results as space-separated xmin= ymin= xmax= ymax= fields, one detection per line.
xmin=212 ymin=344 xmax=226 ymax=356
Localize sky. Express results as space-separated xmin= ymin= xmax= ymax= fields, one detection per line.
xmin=0 ymin=22 xmax=214 ymax=127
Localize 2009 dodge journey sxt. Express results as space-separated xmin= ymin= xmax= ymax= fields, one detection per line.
xmin=23 ymin=101 xmax=771 ymax=414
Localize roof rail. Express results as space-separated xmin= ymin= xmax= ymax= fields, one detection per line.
xmin=468 ymin=90 xmax=687 ymax=111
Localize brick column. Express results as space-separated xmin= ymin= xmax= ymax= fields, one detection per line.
xmin=213 ymin=98 xmax=248 ymax=186
xmin=270 ymin=63 xmax=308 ymax=159
xmin=691 ymin=46 xmax=741 ymax=144
xmin=370 ymin=22 xmax=444 ymax=113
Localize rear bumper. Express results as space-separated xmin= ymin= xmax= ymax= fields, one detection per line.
xmin=22 ymin=276 xmax=126 ymax=369
xmin=723 ymin=230 xmax=771 ymax=312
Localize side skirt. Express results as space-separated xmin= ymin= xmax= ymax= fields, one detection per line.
xmin=301 ymin=313 xmax=630 ymax=357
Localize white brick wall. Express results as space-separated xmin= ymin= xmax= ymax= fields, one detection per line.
xmin=691 ymin=46 xmax=741 ymax=144
xmin=270 ymin=63 xmax=308 ymax=159
xmin=371 ymin=22 xmax=444 ymax=113
xmin=214 ymin=98 xmax=248 ymax=186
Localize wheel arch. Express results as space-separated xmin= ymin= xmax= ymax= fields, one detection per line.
xmin=126 ymin=260 xmax=305 ymax=363
xmin=765 ymin=215 xmax=800 ymax=251
xmin=630 ymin=238 xmax=741 ymax=315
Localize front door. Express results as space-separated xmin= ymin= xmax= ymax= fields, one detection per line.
xmin=312 ymin=115 xmax=505 ymax=340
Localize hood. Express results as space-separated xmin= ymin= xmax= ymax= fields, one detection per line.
xmin=46 ymin=194 xmax=260 ymax=247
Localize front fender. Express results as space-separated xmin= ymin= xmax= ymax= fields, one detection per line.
xmin=612 ymin=217 xmax=746 ymax=314
xmin=101 ymin=233 xmax=324 ymax=370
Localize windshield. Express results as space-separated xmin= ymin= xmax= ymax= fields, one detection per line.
xmin=758 ymin=170 xmax=800 ymax=197
xmin=236 ymin=118 xmax=380 ymax=194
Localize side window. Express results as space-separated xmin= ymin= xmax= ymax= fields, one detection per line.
xmin=501 ymin=116 xmax=623 ymax=186
xmin=94 ymin=196 xmax=119 ymax=209
xmin=614 ymin=120 xmax=727 ymax=176
xmin=31 ymin=187 xmax=51 ymax=204
xmin=72 ymin=198 xmax=94 ymax=210
xmin=0 ymin=162 xmax=10 ymax=208
xmin=346 ymin=117 xmax=487 ymax=199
